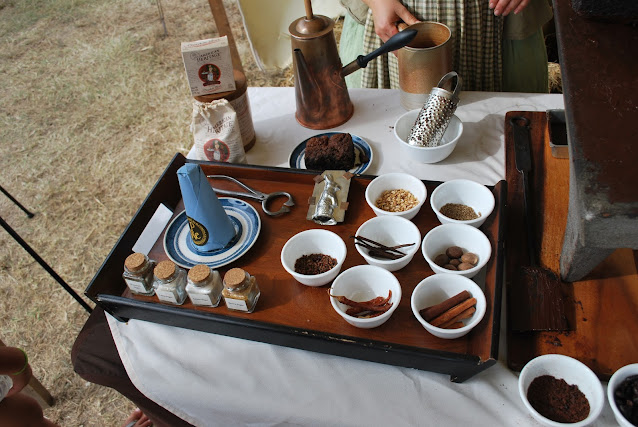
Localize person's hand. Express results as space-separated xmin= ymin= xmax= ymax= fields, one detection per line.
xmin=363 ymin=0 xmax=419 ymax=42
xmin=7 ymin=364 xmax=32 ymax=396
xmin=489 ymin=0 xmax=530 ymax=16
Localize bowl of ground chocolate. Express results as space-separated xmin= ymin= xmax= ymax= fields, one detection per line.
xmin=280 ymin=229 xmax=347 ymax=287
xmin=430 ymin=179 xmax=495 ymax=228
xmin=518 ymin=354 xmax=605 ymax=427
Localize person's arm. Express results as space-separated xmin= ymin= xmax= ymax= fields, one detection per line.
xmin=0 ymin=346 xmax=32 ymax=396
xmin=489 ymin=0 xmax=531 ymax=16
xmin=362 ymin=0 xmax=419 ymax=42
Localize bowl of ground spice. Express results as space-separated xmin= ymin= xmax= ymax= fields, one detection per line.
xmin=430 ymin=179 xmax=495 ymax=228
xmin=364 ymin=172 xmax=427 ymax=221
xmin=607 ymin=363 xmax=638 ymax=427
xmin=518 ymin=354 xmax=605 ymax=427
xmin=329 ymin=264 xmax=402 ymax=329
xmin=280 ymin=229 xmax=347 ymax=287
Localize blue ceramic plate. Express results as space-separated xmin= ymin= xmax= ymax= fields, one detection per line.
xmin=163 ymin=198 xmax=261 ymax=269
xmin=289 ymin=133 xmax=373 ymax=174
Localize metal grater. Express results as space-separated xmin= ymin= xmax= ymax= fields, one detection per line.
xmin=408 ymin=72 xmax=462 ymax=147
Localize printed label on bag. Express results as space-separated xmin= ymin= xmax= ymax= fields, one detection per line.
xmin=224 ymin=298 xmax=248 ymax=312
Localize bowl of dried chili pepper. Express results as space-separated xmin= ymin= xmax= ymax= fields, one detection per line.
xmin=281 ymin=228 xmax=347 ymax=287
xmin=329 ymin=265 xmax=402 ymax=329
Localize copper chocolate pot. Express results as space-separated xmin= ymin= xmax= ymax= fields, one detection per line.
xmin=290 ymin=0 xmax=416 ymax=129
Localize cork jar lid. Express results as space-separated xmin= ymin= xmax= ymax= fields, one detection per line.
xmin=124 ymin=253 xmax=147 ymax=272
xmin=188 ymin=264 xmax=211 ymax=283
xmin=154 ymin=260 xmax=176 ymax=280
xmin=223 ymin=267 xmax=246 ymax=288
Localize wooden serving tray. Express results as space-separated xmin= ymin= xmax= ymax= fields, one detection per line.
xmin=86 ymin=153 xmax=506 ymax=383
xmin=505 ymin=111 xmax=638 ymax=378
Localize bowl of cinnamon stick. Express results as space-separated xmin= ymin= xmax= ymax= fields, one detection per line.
xmin=410 ymin=273 xmax=486 ymax=339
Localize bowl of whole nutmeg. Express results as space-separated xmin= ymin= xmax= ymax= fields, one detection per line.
xmin=421 ymin=223 xmax=491 ymax=279
xmin=364 ymin=172 xmax=427 ymax=221
xmin=430 ymin=179 xmax=495 ymax=228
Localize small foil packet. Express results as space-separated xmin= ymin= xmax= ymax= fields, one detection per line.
xmin=177 ymin=163 xmax=236 ymax=251
xmin=307 ymin=171 xmax=352 ymax=225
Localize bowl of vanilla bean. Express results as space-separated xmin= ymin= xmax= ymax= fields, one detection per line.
xmin=353 ymin=215 xmax=421 ymax=272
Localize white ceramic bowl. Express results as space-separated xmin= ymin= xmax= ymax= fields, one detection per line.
xmin=354 ymin=216 xmax=421 ymax=272
xmin=518 ymin=354 xmax=605 ymax=427
xmin=281 ymin=229 xmax=347 ymax=287
xmin=607 ymin=363 xmax=638 ymax=427
xmin=329 ymin=265 xmax=401 ymax=329
xmin=421 ymin=223 xmax=491 ymax=279
xmin=364 ymin=172 xmax=427 ymax=221
xmin=430 ymin=179 xmax=495 ymax=228
xmin=411 ymin=273 xmax=486 ymax=339
xmin=394 ymin=109 xmax=463 ymax=164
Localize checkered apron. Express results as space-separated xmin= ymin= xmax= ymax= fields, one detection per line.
xmin=361 ymin=0 xmax=503 ymax=91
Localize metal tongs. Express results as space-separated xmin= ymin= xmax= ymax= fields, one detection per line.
xmin=206 ymin=175 xmax=294 ymax=217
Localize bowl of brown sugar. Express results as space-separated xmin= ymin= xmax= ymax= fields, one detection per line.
xmin=518 ymin=354 xmax=604 ymax=427
xmin=430 ymin=179 xmax=495 ymax=228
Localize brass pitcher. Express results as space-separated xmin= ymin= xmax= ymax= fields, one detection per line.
xmin=290 ymin=0 xmax=416 ymax=129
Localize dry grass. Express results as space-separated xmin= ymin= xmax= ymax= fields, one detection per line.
xmin=0 ymin=0 xmax=289 ymax=425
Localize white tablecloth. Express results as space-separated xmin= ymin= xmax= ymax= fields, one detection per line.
xmin=108 ymin=88 xmax=617 ymax=426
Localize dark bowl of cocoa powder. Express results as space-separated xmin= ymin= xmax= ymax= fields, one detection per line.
xmin=518 ymin=354 xmax=604 ymax=426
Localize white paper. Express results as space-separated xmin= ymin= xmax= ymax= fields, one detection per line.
xmin=131 ymin=203 xmax=173 ymax=255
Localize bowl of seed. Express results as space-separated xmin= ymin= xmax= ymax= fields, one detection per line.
xmin=281 ymin=229 xmax=347 ymax=287
xmin=430 ymin=179 xmax=495 ymax=228
xmin=364 ymin=172 xmax=427 ymax=221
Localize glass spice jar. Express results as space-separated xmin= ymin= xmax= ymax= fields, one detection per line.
xmin=222 ymin=268 xmax=260 ymax=313
xmin=186 ymin=264 xmax=223 ymax=307
xmin=122 ymin=252 xmax=156 ymax=296
xmin=153 ymin=260 xmax=187 ymax=305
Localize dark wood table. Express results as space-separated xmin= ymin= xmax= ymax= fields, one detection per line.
xmin=553 ymin=0 xmax=638 ymax=282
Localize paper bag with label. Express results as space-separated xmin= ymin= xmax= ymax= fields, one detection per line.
xmin=190 ymin=98 xmax=247 ymax=164
xmin=177 ymin=163 xmax=236 ymax=251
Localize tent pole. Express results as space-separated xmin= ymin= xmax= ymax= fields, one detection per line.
xmin=206 ymin=0 xmax=245 ymax=74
